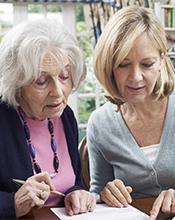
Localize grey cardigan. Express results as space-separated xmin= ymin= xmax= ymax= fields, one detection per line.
xmin=87 ymin=92 xmax=175 ymax=199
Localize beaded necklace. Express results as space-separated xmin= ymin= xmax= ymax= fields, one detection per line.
xmin=18 ymin=108 xmax=59 ymax=178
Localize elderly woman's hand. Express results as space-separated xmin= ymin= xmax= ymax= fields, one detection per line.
xmin=64 ymin=190 xmax=96 ymax=216
xmin=150 ymin=189 xmax=175 ymax=220
xmin=100 ymin=179 xmax=132 ymax=208
xmin=14 ymin=172 xmax=55 ymax=217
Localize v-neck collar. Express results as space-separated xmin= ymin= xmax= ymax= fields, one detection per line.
xmin=115 ymin=93 xmax=174 ymax=168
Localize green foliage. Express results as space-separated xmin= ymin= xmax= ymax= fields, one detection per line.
xmin=76 ymin=4 xmax=85 ymax=22
xmin=78 ymin=98 xmax=96 ymax=123
xmin=47 ymin=5 xmax=62 ymax=12
xmin=28 ymin=4 xmax=45 ymax=13
xmin=76 ymin=21 xmax=93 ymax=58
xmin=28 ymin=4 xmax=61 ymax=13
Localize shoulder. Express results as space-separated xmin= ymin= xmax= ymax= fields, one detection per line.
xmin=0 ymin=101 xmax=22 ymax=135
xmin=170 ymin=92 xmax=175 ymax=101
xmin=87 ymin=101 xmax=118 ymax=138
xmin=61 ymin=105 xmax=78 ymax=132
xmin=168 ymin=92 xmax=175 ymax=111
xmin=88 ymin=101 xmax=117 ymax=126
xmin=0 ymin=100 xmax=8 ymax=111
xmin=0 ymin=101 xmax=16 ymax=116
xmin=62 ymin=105 xmax=76 ymax=121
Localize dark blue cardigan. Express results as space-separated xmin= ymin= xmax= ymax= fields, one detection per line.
xmin=0 ymin=102 xmax=83 ymax=219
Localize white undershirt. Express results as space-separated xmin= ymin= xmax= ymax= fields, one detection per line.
xmin=141 ymin=144 xmax=160 ymax=164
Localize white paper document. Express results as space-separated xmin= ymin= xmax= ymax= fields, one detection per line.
xmin=51 ymin=203 xmax=149 ymax=220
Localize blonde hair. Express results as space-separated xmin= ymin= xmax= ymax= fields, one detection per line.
xmin=94 ymin=6 xmax=175 ymax=108
xmin=0 ymin=19 xmax=85 ymax=107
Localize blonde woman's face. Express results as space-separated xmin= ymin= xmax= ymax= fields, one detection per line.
xmin=113 ymin=33 xmax=163 ymax=104
xmin=20 ymin=52 xmax=73 ymax=120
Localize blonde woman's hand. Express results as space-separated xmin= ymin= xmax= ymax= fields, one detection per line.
xmin=100 ymin=179 xmax=132 ymax=208
xmin=14 ymin=172 xmax=55 ymax=218
xmin=150 ymin=189 xmax=175 ymax=220
xmin=64 ymin=190 xmax=96 ymax=216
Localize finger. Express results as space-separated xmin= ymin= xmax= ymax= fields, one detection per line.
xmin=126 ymin=186 xmax=133 ymax=193
xmin=27 ymin=191 xmax=45 ymax=208
xmin=15 ymin=190 xmax=36 ymax=208
xmin=101 ymin=194 xmax=119 ymax=207
xmin=113 ymin=180 xmax=132 ymax=204
xmin=15 ymin=191 xmax=36 ymax=217
xmin=40 ymin=190 xmax=49 ymax=202
xmin=171 ymin=201 xmax=175 ymax=213
xmin=105 ymin=180 xmax=131 ymax=206
xmin=70 ymin=194 xmax=81 ymax=215
xmin=28 ymin=172 xmax=55 ymax=191
xmin=64 ymin=199 xmax=74 ymax=216
xmin=29 ymin=181 xmax=50 ymax=194
xmin=161 ymin=190 xmax=172 ymax=214
xmin=85 ymin=193 xmax=95 ymax=212
xmin=171 ymin=190 xmax=175 ymax=213
xmin=65 ymin=193 xmax=80 ymax=215
xmin=87 ymin=194 xmax=96 ymax=212
xmin=112 ymin=186 xmax=130 ymax=206
xmin=100 ymin=188 xmax=123 ymax=207
xmin=88 ymin=199 xmax=96 ymax=212
xmin=79 ymin=196 xmax=88 ymax=214
xmin=150 ymin=192 xmax=165 ymax=220
xmin=17 ymin=182 xmax=44 ymax=205
xmin=161 ymin=197 xmax=171 ymax=214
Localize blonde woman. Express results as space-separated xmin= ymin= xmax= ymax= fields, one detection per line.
xmin=87 ymin=6 xmax=175 ymax=220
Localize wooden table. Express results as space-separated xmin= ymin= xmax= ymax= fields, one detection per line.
xmin=22 ymin=197 xmax=174 ymax=220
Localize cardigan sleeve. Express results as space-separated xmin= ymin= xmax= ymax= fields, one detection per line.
xmin=0 ymin=191 xmax=17 ymax=219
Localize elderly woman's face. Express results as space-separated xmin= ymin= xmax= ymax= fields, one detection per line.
xmin=20 ymin=52 xmax=73 ymax=120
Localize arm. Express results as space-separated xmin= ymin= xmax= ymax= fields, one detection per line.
xmin=87 ymin=112 xmax=132 ymax=207
xmin=87 ymin=117 xmax=114 ymax=198
xmin=0 ymin=191 xmax=16 ymax=219
xmin=88 ymin=137 xmax=114 ymax=195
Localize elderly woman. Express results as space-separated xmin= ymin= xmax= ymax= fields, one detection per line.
xmin=87 ymin=6 xmax=175 ymax=220
xmin=0 ymin=19 xmax=95 ymax=219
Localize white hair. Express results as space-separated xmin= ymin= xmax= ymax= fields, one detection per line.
xmin=0 ymin=19 xmax=86 ymax=107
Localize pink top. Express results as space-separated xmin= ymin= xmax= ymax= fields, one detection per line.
xmin=26 ymin=117 xmax=75 ymax=206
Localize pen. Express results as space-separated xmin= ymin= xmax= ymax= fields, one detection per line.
xmin=12 ymin=178 xmax=65 ymax=197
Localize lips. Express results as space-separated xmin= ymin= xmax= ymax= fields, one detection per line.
xmin=127 ymin=86 xmax=145 ymax=90
xmin=47 ymin=103 xmax=60 ymax=108
xmin=126 ymin=85 xmax=146 ymax=94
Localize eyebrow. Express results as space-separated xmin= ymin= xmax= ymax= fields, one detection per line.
xmin=140 ymin=57 xmax=158 ymax=62
xmin=122 ymin=57 xmax=158 ymax=62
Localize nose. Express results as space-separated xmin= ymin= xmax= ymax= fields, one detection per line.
xmin=129 ymin=65 xmax=143 ymax=82
xmin=49 ymin=79 xmax=63 ymax=97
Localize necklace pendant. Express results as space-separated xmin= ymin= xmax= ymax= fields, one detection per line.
xmin=50 ymin=172 xmax=57 ymax=179
xmin=53 ymin=154 xmax=59 ymax=172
